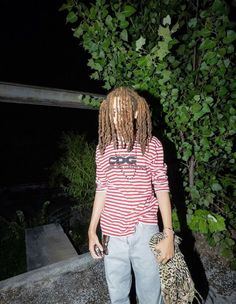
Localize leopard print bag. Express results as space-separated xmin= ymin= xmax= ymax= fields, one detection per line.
xmin=149 ymin=232 xmax=203 ymax=304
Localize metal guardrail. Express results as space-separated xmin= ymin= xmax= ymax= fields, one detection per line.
xmin=0 ymin=82 xmax=105 ymax=109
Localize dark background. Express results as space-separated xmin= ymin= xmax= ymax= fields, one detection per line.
xmin=0 ymin=0 xmax=102 ymax=188
xmin=0 ymin=0 xmax=104 ymax=92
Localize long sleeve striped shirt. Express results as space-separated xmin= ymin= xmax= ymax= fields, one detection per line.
xmin=95 ymin=136 xmax=169 ymax=236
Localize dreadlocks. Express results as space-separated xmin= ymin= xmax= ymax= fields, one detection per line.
xmin=98 ymin=87 xmax=152 ymax=154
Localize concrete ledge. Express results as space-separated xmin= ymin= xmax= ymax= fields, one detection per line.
xmin=0 ymin=253 xmax=93 ymax=290
xmin=25 ymin=223 xmax=78 ymax=271
xmin=0 ymin=253 xmax=110 ymax=304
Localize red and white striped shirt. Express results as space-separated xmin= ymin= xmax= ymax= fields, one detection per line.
xmin=96 ymin=136 xmax=169 ymax=237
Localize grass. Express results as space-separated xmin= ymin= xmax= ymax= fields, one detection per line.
xmin=0 ymin=221 xmax=27 ymax=281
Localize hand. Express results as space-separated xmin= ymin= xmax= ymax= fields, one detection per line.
xmin=88 ymin=232 xmax=104 ymax=259
xmin=155 ymin=233 xmax=174 ymax=264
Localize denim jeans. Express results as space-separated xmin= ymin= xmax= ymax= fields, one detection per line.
xmin=104 ymin=222 xmax=163 ymax=304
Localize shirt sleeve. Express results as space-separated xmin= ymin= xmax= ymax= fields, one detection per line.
xmin=95 ymin=146 xmax=107 ymax=192
xmin=150 ymin=138 xmax=170 ymax=193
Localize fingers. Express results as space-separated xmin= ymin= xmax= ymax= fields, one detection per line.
xmin=155 ymin=239 xmax=175 ymax=264
xmin=90 ymin=245 xmax=104 ymax=259
xmin=89 ymin=239 xmax=104 ymax=259
xmin=159 ymin=257 xmax=169 ymax=265
xmin=88 ymin=232 xmax=103 ymax=259
xmin=156 ymin=248 xmax=174 ymax=264
xmin=158 ymin=254 xmax=170 ymax=264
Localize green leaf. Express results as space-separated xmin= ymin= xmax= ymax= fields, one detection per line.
xmin=157 ymin=41 xmax=169 ymax=60
xmin=123 ymin=5 xmax=136 ymax=17
xmin=227 ymin=45 xmax=234 ymax=54
xmin=90 ymin=71 xmax=99 ymax=80
xmin=182 ymin=148 xmax=192 ymax=161
xmin=162 ymin=70 xmax=171 ymax=82
xmin=137 ymin=56 xmax=148 ymax=67
xmin=171 ymin=22 xmax=179 ymax=34
xmin=105 ymin=15 xmax=113 ymax=29
xmin=203 ymin=151 xmax=211 ymax=162
xmin=188 ymin=17 xmax=197 ymax=28
xmin=120 ymin=20 xmax=129 ymax=29
xmin=158 ymin=26 xmax=171 ymax=38
xmin=208 ymin=214 xmax=226 ymax=233
xmin=218 ymin=86 xmax=228 ymax=97
xmin=66 ymin=11 xmax=78 ymax=23
xmin=202 ymin=104 xmax=210 ymax=114
xmin=59 ymin=1 xmax=74 ymax=12
xmin=223 ymin=30 xmax=236 ymax=44
xmin=90 ymin=6 xmax=97 ymax=20
xmin=205 ymin=85 xmax=214 ymax=93
xmin=221 ymin=248 xmax=232 ymax=258
xmin=116 ymin=12 xmax=125 ymax=22
xmin=193 ymin=95 xmax=201 ymax=101
xmin=109 ymin=76 xmax=116 ymax=85
xmin=104 ymin=82 xmax=111 ymax=90
xmin=102 ymin=8 xmax=108 ymax=19
xmin=120 ymin=29 xmax=128 ymax=41
xmin=102 ymin=38 xmax=111 ymax=50
xmin=199 ymin=38 xmax=216 ymax=50
xmin=193 ymin=103 xmax=210 ymax=120
xmin=197 ymin=29 xmax=211 ymax=37
xmin=218 ymin=48 xmax=226 ymax=56
xmin=199 ymin=221 xmax=208 ymax=233
xmin=204 ymin=51 xmax=218 ymax=65
xmin=205 ymin=96 xmax=214 ymax=104
xmin=211 ymin=183 xmax=222 ymax=191
xmin=200 ymin=61 xmax=209 ymax=71
xmin=212 ymin=0 xmax=227 ymax=13
xmin=223 ymin=59 xmax=230 ymax=68
xmin=88 ymin=59 xmax=103 ymax=72
xmin=186 ymin=62 xmax=193 ymax=72
xmin=136 ymin=36 xmax=146 ymax=51
xmin=190 ymin=187 xmax=200 ymax=199
xmin=163 ymin=15 xmax=171 ymax=26
xmin=171 ymin=88 xmax=179 ymax=96
xmin=73 ymin=27 xmax=83 ymax=38
xmin=191 ymin=103 xmax=202 ymax=113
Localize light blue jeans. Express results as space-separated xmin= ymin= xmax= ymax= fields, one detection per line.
xmin=104 ymin=222 xmax=163 ymax=304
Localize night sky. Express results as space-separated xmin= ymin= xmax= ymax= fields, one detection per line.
xmin=0 ymin=0 xmax=105 ymax=93
xmin=0 ymin=0 xmax=102 ymax=187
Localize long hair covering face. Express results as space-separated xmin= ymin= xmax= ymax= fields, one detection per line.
xmin=98 ymin=87 xmax=152 ymax=154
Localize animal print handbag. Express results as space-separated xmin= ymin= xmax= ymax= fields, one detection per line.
xmin=149 ymin=232 xmax=203 ymax=304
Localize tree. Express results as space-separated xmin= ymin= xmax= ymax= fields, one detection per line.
xmin=61 ymin=0 xmax=236 ymax=264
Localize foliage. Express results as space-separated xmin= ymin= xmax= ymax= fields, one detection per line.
xmin=26 ymin=200 xmax=52 ymax=227
xmin=0 ymin=200 xmax=53 ymax=280
xmin=61 ymin=0 xmax=236 ymax=263
xmin=0 ymin=214 xmax=26 ymax=280
xmin=49 ymin=133 xmax=97 ymax=251
xmin=0 ymin=200 xmax=72 ymax=280
xmin=81 ymin=94 xmax=102 ymax=108
xmin=49 ymin=133 xmax=96 ymax=213
xmin=187 ymin=209 xmax=226 ymax=234
xmin=68 ymin=220 xmax=90 ymax=254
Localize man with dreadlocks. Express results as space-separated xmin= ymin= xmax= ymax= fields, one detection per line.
xmin=88 ymin=87 xmax=174 ymax=304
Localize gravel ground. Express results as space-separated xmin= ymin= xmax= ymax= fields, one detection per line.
xmin=193 ymin=233 xmax=236 ymax=304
